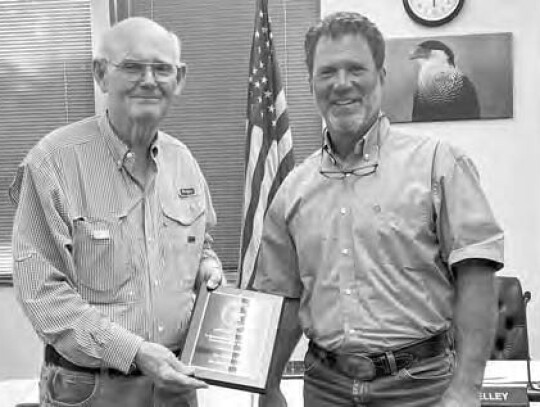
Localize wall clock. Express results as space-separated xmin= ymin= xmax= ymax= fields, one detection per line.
xmin=403 ymin=0 xmax=465 ymax=27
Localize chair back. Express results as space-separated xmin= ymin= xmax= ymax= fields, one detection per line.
xmin=490 ymin=276 xmax=530 ymax=360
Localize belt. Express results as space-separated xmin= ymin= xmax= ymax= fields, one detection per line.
xmin=44 ymin=345 xmax=143 ymax=376
xmin=308 ymin=331 xmax=450 ymax=381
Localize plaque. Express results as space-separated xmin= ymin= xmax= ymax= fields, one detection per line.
xmin=181 ymin=285 xmax=284 ymax=393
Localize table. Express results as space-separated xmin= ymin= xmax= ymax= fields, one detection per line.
xmin=2 ymin=360 xmax=540 ymax=407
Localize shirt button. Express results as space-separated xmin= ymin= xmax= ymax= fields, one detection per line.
xmin=341 ymin=248 xmax=349 ymax=255
xmin=340 ymin=208 xmax=347 ymax=215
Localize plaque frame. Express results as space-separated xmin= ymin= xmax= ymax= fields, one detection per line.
xmin=181 ymin=285 xmax=284 ymax=393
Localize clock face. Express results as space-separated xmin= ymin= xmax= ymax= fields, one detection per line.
xmin=404 ymin=0 xmax=464 ymax=26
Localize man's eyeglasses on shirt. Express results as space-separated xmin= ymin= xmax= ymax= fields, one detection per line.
xmin=318 ymin=147 xmax=378 ymax=179
xmin=109 ymin=60 xmax=179 ymax=82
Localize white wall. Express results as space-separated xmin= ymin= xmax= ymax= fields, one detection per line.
xmin=0 ymin=287 xmax=42 ymax=380
xmin=323 ymin=0 xmax=540 ymax=357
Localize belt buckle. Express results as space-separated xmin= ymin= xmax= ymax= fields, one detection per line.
xmin=337 ymin=354 xmax=376 ymax=380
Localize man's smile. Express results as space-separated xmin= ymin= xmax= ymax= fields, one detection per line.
xmin=131 ymin=95 xmax=162 ymax=103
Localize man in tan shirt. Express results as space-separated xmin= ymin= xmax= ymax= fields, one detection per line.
xmin=256 ymin=12 xmax=503 ymax=407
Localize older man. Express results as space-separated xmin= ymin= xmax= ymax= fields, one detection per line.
xmin=10 ymin=17 xmax=222 ymax=407
xmin=255 ymin=12 xmax=503 ymax=407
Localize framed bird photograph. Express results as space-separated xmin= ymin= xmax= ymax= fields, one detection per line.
xmin=382 ymin=32 xmax=513 ymax=123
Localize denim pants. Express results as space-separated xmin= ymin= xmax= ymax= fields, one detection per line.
xmin=39 ymin=363 xmax=198 ymax=407
xmin=303 ymin=347 xmax=455 ymax=407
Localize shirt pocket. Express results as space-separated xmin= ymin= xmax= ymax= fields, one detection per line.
xmin=72 ymin=216 xmax=130 ymax=303
xmin=159 ymin=193 xmax=206 ymax=291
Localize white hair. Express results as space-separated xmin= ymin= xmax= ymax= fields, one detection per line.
xmin=94 ymin=17 xmax=181 ymax=64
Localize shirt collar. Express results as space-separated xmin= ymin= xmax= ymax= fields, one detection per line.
xmin=98 ymin=112 xmax=160 ymax=170
xmin=322 ymin=112 xmax=388 ymax=167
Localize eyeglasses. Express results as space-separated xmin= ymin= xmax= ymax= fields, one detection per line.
xmin=319 ymin=163 xmax=378 ymax=179
xmin=109 ymin=60 xmax=179 ymax=82
xmin=319 ymin=146 xmax=378 ymax=179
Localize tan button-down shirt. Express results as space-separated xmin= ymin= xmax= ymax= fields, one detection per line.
xmin=254 ymin=115 xmax=503 ymax=353
xmin=10 ymin=115 xmax=220 ymax=373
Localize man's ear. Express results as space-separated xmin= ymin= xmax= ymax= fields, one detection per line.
xmin=174 ymin=63 xmax=187 ymax=96
xmin=92 ymin=59 xmax=109 ymax=93
xmin=379 ymin=67 xmax=386 ymax=85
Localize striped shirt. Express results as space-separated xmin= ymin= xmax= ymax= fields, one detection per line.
xmin=10 ymin=114 xmax=220 ymax=373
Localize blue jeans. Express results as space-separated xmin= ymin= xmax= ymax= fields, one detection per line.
xmin=303 ymin=347 xmax=455 ymax=407
xmin=39 ymin=364 xmax=198 ymax=407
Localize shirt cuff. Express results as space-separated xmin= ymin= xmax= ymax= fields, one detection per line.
xmin=448 ymin=236 xmax=504 ymax=271
xmin=102 ymin=324 xmax=145 ymax=374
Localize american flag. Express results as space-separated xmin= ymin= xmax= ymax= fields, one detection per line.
xmin=237 ymin=0 xmax=294 ymax=289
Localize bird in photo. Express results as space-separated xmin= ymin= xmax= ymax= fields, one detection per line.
xmin=409 ymin=40 xmax=480 ymax=122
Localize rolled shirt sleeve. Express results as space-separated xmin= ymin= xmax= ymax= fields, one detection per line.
xmin=432 ymin=141 xmax=504 ymax=270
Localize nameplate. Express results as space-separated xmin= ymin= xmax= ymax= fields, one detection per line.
xmin=181 ymin=286 xmax=284 ymax=394
xmin=479 ymin=385 xmax=529 ymax=406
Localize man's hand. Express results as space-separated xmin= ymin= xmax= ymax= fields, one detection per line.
xmin=259 ymin=387 xmax=287 ymax=407
xmin=134 ymin=342 xmax=208 ymax=392
xmin=434 ymin=385 xmax=480 ymax=407
xmin=197 ymin=258 xmax=226 ymax=290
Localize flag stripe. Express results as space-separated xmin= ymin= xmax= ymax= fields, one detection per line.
xmin=267 ymin=146 xmax=294 ymax=210
xmin=241 ymin=122 xmax=263 ymax=223
xmin=241 ymin=138 xmax=279 ymax=281
xmin=240 ymin=120 xmax=293 ymax=255
xmin=274 ymin=110 xmax=290 ymax=144
xmin=240 ymin=125 xmax=266 ymax=263
xmin=275 ymin=90 xmax=287 ymax=121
